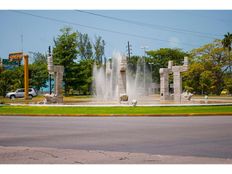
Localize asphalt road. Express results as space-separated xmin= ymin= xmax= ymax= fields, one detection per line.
xmin=0 ymin=116 xmax=232 ymax=159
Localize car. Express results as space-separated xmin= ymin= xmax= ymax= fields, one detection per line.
xmin=5 ymin=88 xmax=37 ymax=99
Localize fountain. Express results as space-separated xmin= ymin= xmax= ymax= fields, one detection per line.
xmin=92 ymin=52 xmax=152 ymax=103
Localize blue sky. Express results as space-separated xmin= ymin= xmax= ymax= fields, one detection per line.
xmin=0 ymin=10 xmax=231 ymax=60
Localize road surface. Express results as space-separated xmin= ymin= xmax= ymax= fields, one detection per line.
xmin=0 ymin=116 xmax=232 ymax=159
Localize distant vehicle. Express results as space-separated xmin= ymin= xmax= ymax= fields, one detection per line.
xmin=5 ymin=88 xmax=37 ymax=99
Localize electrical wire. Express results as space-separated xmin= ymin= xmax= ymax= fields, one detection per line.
xmin=75 ymin=10 xmax=223 ymax=39
xmin=11 ymin=10 xmax=200 ymax=47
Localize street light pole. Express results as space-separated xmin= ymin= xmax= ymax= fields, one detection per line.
xmin=48 ymin=46 xmax=52 ymax=95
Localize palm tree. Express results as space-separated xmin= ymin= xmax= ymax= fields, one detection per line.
xmin=222 ymin=32 xmax=232 ymax=72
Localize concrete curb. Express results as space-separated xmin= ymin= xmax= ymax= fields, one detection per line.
xmin=8 ymin=103 xmax=232 ymax=107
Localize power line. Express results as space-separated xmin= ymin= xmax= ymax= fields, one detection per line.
xmin=75 ymin=10 xmax=223 ymax=39
xmin=10 ymin=10 xmax=200 ymax=47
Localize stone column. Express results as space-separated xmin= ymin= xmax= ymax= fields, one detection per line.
xmin=106 ymin=61 xmax=112 ymax=98
xmin=159 ymin=68 xmax=170 ymax=100
xmin=54 ymin=65 xmax=64 ymax=103
xmin=118 ymin=58 xmax=127 ymax=95
xmin=172 ymin=67 xmax=182 ymax=102
xmin=171 ymin=57 xmax=188 ymax=103
xmin=159 ymin=57 xmax=189 ymax=103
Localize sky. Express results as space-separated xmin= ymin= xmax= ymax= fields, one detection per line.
xmin=0 ymin=10 xmax=232 ymax=61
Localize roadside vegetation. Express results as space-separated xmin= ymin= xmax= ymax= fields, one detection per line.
xmin=0 ymin=105 xmax=232 ymax=116
xmin=0 ymin=28 xmax=231 ymax=98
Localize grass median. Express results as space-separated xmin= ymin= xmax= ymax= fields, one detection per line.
xmin=0 ymin=105 xmax=232 ymax=116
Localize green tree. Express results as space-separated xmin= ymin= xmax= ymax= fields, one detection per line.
xmin=13 ymin=67 xmax=24 ymax=89
xmin=199 ymin=71 xmax=214 ymax=95
xmin=0 ymin=70 xmax=13 ymax=96
xmin=224 ymin=73 xmax=232 ymax=95
xmin=146 ymin=48 xmax=188 ymax=83
xmin=222 ymin=32 xmax=232 ymax=72
xmin=0 ymin=67 xmax=24 ymax=96
xmin=75 ymin=59 xmax=94 ymax=95
xmin=53 ymin=27 xmax=79 ymax=95
xmin=94 ymin=36 xmax=105 ymax=65
xmin=185 ymin=40 xmax=229 ymax=95
xmin=182 ymin=62 xmax=204 ymax=94
xmin=77 ymin=32 xmax=93 ymax=60
xmin=0 ymin=52 xmax=49 ymax=96
xmin=29 ymin=52 xmax=48 ymax=91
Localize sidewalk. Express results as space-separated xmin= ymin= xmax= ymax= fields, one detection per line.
xmin=0 ymin=146 xmax=231 ymax=164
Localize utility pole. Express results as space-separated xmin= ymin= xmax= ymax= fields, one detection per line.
xmin=126 ymin=41 xmax=132 ymax=60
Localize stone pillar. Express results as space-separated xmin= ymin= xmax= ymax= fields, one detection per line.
xmin=46 ymin=50 xmax=64 ymax=104
xmin=106 ymin=61 xmax=112 ymax=98
xmin=171 ymin=57 xmax=188 ymax=103
xmin=118 ymin=57 xmax=127 ymax=95
xmin=159 ymin=68 xmax=170 ymax=100
xmin=54 ymin=65 xmax=64 ymax=103
xmin=159 ymin=58 xmax=188 ymax=102
xmin=172 ymin=67 xmax=182 ymax=102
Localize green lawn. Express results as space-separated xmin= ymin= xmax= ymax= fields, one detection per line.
xmin=0 ymin=105 xmax=232 ymax=116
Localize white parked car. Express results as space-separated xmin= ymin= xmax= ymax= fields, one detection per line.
xmin=5 ymin=88 xmax=37 ymax=99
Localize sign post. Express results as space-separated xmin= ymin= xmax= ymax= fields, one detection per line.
xmin=9 ymin=52 xmax=29 ymax=100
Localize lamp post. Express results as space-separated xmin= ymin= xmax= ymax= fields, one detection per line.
xmin=48 ymin=46 xmax=52 ymax=95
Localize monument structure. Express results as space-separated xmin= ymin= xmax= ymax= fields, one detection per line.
xmin=118 ymin=56 xmax=128 ymax=102
xmin=159 ymin=57 xmax=189 ymax=102
xmin=45 ymin=48 xmax=64 ymax=103
xmin=159 ymin=61 xmax=172 ymax=101
xmin=93 ymin=52 xmax=152 ymax=104
xmin=93 ymin=53 xmax=129 ymax=103
xmin=105 ymin=61 xmax=112 ymax=99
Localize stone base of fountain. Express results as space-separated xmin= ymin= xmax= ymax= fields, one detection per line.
xmin=131 ymin=99 xmax=138 ymax=106
xmin=42 ymin=94 xmax=63 ymax=104
xmin=119 ymin=94 xmax=129 ymax=104
xmin=181 ymin=91 xmax=193 ymax=101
